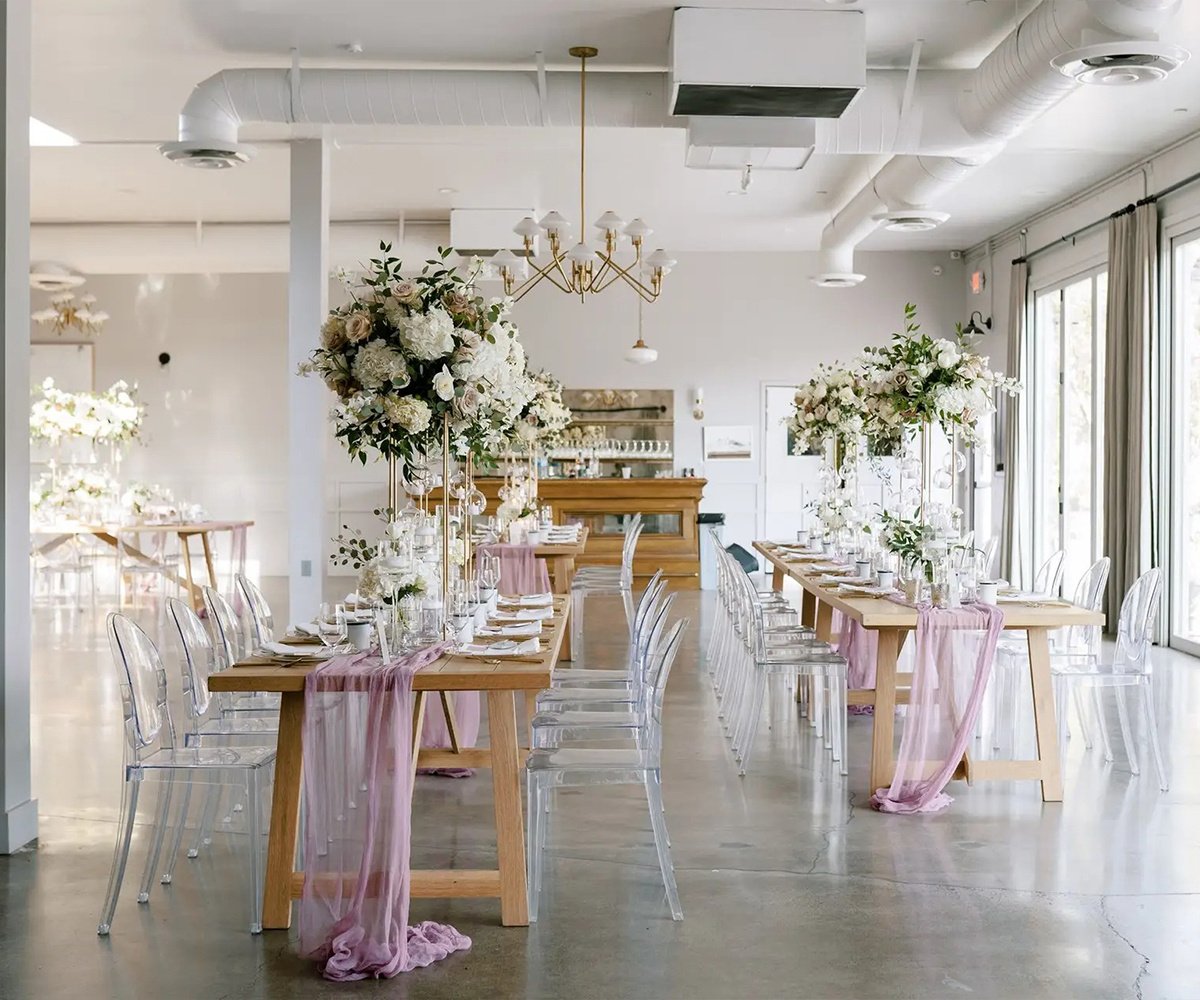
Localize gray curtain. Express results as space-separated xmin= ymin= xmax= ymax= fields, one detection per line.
xmin=1000 ymin=258 xmax=1028 ymax=585
xmin=1103 ymin=199 xmax=1158 ymax=631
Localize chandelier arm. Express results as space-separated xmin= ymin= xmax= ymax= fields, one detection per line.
xmin=510 ymin=263 xmax=574 ymax=301
xmin=592 ymin=254 xmax=660 ymax=298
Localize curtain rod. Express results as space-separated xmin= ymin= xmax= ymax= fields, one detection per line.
xmin=1014 ymin=166 xmax=1200 ymax=265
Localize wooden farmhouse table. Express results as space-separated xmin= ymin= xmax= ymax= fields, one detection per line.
xmin=531 ymin=529 xmax=587 ymax=660
xmin=33 ymin=519 xmax=253 ymax=612
xmin=753 ymin=541 xmax=1105 ymax=802
xmin=208 ymin=595 xmax=570 ymax=931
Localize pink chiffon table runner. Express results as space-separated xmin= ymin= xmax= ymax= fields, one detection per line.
xmin=475 ymin=543 xmax=550 ymax=597
xmin=299 ymin=644 xmax=472 ymax=980
xmin=870 ymin=602 xmax=1005 ymax=814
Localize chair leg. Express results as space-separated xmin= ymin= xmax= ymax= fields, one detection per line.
xmin=137 ymin=775 xmax=176 ymax=903
xmin=1072 ymin=685 xmax=1094 ymax=750
xmin=526 ymin=776 xmax=542 ymax=923
xmin=160 ymin=781 xmax=194 ymax=884
xmin=1139 ymin=681 xmax=1169 ymax=791
xmin=645 ymin=770 xmax=683 ymax=921
xmin=188 ymin=783 xmax=220 ymax=858
xmin=247 ymin=769 xmax=264 ymax=933
xmin=97 ymin=779 xmax=141 ymax=934
xmin=1091 ymin=684 xmax=1114 ymax=762
xmin=1113 ymin=686 xmax=1140 ymax=776
xmin=736 ymin=675 xmax=767 ymax=775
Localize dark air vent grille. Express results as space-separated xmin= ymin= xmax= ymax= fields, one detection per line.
xmin=672 ymin=84 xmax=859 ymax=119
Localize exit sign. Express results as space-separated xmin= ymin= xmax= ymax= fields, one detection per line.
xmin=970 ymin=270 xmax=986 ymax=295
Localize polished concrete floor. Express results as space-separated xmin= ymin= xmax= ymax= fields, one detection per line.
xmin=6 ymin=579 xmax=1200 ymax=999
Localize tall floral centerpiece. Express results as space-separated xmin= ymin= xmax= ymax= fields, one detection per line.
xmin=859 ymin=304 xmax=1021 ymax=600
xmin=301 ymin=244 xmax=535 ymax=625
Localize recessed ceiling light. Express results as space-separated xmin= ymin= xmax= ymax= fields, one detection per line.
xmin=438 ymin=186 xmax=458 ymax=195
xmin=29 ymin=117 xmax=77 ymax=147
xmin=340 ymin=42 xmax=364 ymax=54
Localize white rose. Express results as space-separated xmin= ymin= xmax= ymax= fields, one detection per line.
xmin=813 ymin=382 xmax=827 ymax=400
xmin=432 ymin=365 xmax=456 ymax=401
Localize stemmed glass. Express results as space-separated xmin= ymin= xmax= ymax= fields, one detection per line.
xmin=478 ymin=553 xmax=501 ymax=600
xmin=316 ymin=602 xmax=348 ymax=651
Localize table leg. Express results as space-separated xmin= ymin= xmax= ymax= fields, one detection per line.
xmin=771 ymin=563 xmax=784 ymax=591
xmin=815 ymin=600 xmax=833 ymax=643
xmin=200 ymin=531 xmax=219 ymax=589
xmin=1027 ymin=626 xmax=1064 ymax=802
xmin=178 ymin=534 xmax=199 ymax=611
xmin=263 ymin=691 xmax=305 ymax=930
xmin=869 ymin=629 xmax=901 ymax=795
xmin=487 ymin=689 xmax=529 ymax=926
xmin=801 ymin=589 xmax=816 ymax=629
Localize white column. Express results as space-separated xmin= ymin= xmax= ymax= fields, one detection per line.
xmin=1 ymin=0 xmax=35 ymax=854
xmin=287 ymin=139 xmax=329 ymax=624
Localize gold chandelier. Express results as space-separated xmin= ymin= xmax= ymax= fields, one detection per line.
xmin=492 ymin=46 xmax=676 ymax=304
xmin=32 ymin=291 xmax=109 ymax=335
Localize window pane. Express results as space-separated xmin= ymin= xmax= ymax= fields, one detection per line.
xmin=1061 ymin=276 xmax=1095 ymax=592
xmin=1174 ymin=238 xmax=1200 ymax=641
xmin=1034 ymin=289 xmax=1063 ymax=573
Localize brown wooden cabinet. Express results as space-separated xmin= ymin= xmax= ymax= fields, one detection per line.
xmin=435 ymin=477 xmax=706 ymax=589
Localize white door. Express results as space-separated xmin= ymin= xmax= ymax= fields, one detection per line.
xmin=761 ymin=383 xmax=824 ymax=541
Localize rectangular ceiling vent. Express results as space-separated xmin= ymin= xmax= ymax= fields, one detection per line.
xmin=669 ymin=8 xmax=866 ymax=119
xmin=449 ymin=208 xmax=537 ymax=254
xmin=686 ymin=117 xmax=816 ymax=170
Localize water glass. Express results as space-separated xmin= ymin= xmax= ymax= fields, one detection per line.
xmin=317 ymin=602 xmax=348 ymax=649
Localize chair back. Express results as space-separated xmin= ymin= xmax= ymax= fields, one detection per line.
xmin=203 ymin=585 xmax=244 ymax=668
xmin=168 ymin=597 xmax=217 ymax=723
xmin=236 ymin=573 xmax=275 ymax=645
xmin=1034 ymin=549 xmax=1066 ymax=597
xmin=981 ymin=537 xmax=999 ymax=577
xmin=1114 ymin=568 xmax=1161 ymax=675
xmin=619 ymin=521 xmax=645 ymax=586
xmin=643 ymin=618 xmax=690 ymax=745
xmin=107 ymin=612 xmax=176 ymax=756
xmin=1063 ymin=556 xmax=1110 ymax=652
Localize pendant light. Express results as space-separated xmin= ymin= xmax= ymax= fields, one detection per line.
xmin=625 ymin=297 xmax=658 ymax=364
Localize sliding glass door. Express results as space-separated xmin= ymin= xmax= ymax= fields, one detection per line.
xmin=1169 ymin=231 xmax=1200 ymax=653
xmin=1030 ymin=270 xmax=1107 ymax=593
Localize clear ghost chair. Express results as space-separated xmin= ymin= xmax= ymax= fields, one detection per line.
xmin=30 ymin=533 xmax=97 ymax=612
xmin=1033 ymin=548 xmax=1066 ymax=597
xmin=97 ymin=613 xmax=275 ymax=935
xmin=981 ymin=537 xmax=999 ymax=578
xmin=202 ymin=585 xmax=280 ymax=715
xmin=989 ymin=556 xmax=1110 ymax=754
xmin=235 ymin=572 xmax=274 ymax=647
xmin=1052 ymin=567 xmax=1168 ymax=790
xmin=526 ymin=617 xmax=690 ymax=922
xmin=570 ymin=516 xmax=644 ymax=653
xmin=544 ymin=572 xmax=666 ymax=691
xmin=117 ymin=528 xmax=180 ymax=610
xmin=164 ymin=597 xmax=278 ymax=879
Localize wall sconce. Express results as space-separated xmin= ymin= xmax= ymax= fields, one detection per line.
xmin=692 ymin=387 xmax=704 ymax=421
xmin=960 ymin=310 xmax=992 ymax=349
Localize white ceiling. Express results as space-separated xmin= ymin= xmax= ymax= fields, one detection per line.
xmin=29 ymin=0 xmax=1200 ymax=253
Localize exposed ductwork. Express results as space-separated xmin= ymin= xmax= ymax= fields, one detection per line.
xmin=812 ymin=0 xmax=1184 ymax=286
xmin=160 ymin=68 xmax=669 ymax=167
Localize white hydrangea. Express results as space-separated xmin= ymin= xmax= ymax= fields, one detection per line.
xmin=397 ymin=307 xmax=456 ymax=361
xmin=382 ymin=395 xmax=432 ymax=434
xmin=351 ymin=341 xmax=409 ymax=390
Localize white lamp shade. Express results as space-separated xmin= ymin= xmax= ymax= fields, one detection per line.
xmin=625 ymin=342 xmax=658 ymax=365
xmin=491 ymin=249 xmax=520 ymax=269
xmin=567 ymin=241 xmax=598 ymax=264
xmin=539 ymin=211 xmax=570 ymax=235
xmin=513 ymin=217 xmax=541 ymax=238
xmin=623 ymin=218 xmax=652 ymax=240
xmin=646 ymin=249 xmax=677 ymax=271
xmin=594 ymin=211 xmax=625 ymax=234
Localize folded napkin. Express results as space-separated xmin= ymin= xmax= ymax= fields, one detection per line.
xmin=291 ymin=622 xmax=318 ymax=637
xmin=259 ymin=641 xmax=341 ymax=659
xmin=477 ymin=621 xmax=543 ymax=638
xmin=457 ymin=637 xmax=541 ymax=657
xmin=498 ymin=593 xmax=553 ymax=608
xmin=490 ymin=607 xmax=554 ymax=622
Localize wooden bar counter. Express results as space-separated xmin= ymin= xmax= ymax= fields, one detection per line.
xmin=436 ymin=477 xmax=706 ymax=589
